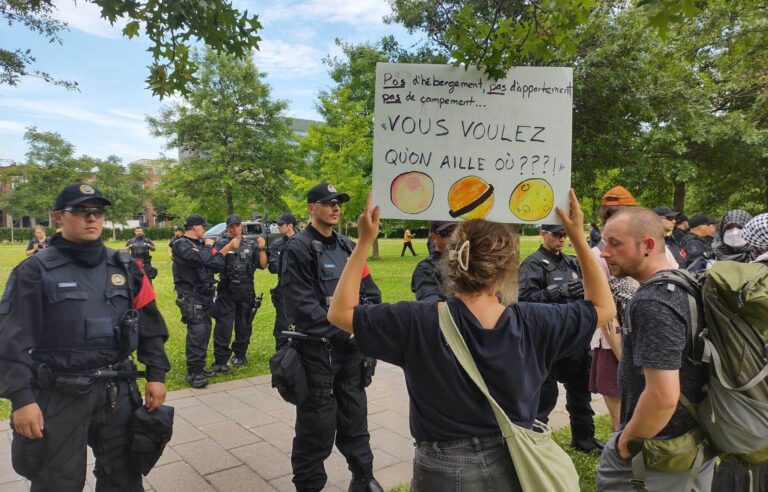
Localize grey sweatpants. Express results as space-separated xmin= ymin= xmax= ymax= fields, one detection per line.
xmin=597 ymin=432 xmax=715 ymax=491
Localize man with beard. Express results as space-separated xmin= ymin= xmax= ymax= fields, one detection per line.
xmin=597 ymin=207 xmax=713 ymax=491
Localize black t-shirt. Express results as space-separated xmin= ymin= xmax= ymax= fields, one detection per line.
xmin=619 ymin=274 xmax=708 ymax=438
xmin=353 ymin=297 xmax=597 ymax=442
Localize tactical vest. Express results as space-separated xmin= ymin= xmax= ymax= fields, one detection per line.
xmin=529 ymin=248 xmax=580 ymax=286
xmin=287 ymin=231 xmax=353 ymax=308
xmin=128 ymin=237 xmax=152 ymax=261
xmin=32 ymin=247 xmax=131 ymax=355
xmin=221 ymin=238 xmax=257 ymax=289
xmin=173 ymin=237 xmax=216 ymax=294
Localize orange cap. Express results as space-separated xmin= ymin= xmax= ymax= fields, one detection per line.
xmin=601 ymin=186 xmax=637 ymax=206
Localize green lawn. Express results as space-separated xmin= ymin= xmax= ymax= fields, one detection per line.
xmin=1 ymin=235 xmax=615 ymax=490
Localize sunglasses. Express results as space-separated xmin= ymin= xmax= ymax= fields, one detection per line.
xmin=546 ymin=231 xmax=567 ymax=239
xmin=63 ymin=206 xmax=106 ymax=218
xmin=316 ymin=199 xmax=342 ymax=207
xmin=437 ymin=229 xmax=454 ymax=238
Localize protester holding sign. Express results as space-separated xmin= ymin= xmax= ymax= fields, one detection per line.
xmin=328 ymin=191 xmax=615 ymax=491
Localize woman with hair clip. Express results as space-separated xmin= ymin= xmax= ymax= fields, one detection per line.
xmin=328 ymin=190 xmax=615 ymax=491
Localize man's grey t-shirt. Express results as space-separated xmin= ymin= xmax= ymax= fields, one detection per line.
xmin=618 ymin=271 xmax=708 ymax=438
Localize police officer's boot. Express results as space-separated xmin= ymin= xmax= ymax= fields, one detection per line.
xmin=347 ymin=476 xmax=383 ymax=492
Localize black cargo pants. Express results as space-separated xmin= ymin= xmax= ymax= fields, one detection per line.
xmin=537 ymin=347 xmax=595 ymax=440
xmin=179 ymin=292 xmax=214 ymax=375
xmin=291 ymin=340 xmax=374 ymax=492
xmin=213 ymin=288 xmax=254 ymax=363
xmin=11 ymin=379 xmax=142 ymax=492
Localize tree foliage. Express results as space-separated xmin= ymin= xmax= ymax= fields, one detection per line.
xmin=0 ymin=128 xmax=147 ymax=224
xmin=1 ymin=0 xmax=261 ymax=97
xmin=148 ymin=49 xmax=298 ymax=221
xmin=388 ymin=0 xmax=768 ymax=216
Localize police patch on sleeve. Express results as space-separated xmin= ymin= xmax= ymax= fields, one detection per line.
xmin=111 ymin=273 xmax=126 ymax=286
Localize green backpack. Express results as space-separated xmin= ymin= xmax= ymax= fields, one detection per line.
xmin=646 ymin=262 xmax=768 ymax=464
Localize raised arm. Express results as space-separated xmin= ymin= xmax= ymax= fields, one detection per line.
xmin=556 ymin=189 xmax=615 ymax=326
xmin=328 ymin=195 xmax=379 ymax=333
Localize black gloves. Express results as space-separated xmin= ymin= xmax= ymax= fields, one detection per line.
xmin=544 ymin=278 xmax=584 ymax=301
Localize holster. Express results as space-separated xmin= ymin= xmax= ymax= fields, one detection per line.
xmin=129 ymin=405 xmax=174 ymax=476
xmin=360 ymin=357 xmax=377 ymax=389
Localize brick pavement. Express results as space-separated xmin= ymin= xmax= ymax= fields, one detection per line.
xmin=0 ymin=363 xmax=606 ymax=491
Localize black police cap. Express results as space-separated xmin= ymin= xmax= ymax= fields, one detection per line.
xmin=541 ymin=224 xmax=565 ymax=234
xmin=276 ymin=213 xmax=297 ymax=225
xmin=184 ymin=214 xmax=209 ymax=228
xmin=226 ymin=214 xmax=242 ymax=226
xmin=307 ymin=182 xmax=350 ymax=204
xmin=54 ymin=183 xmax=112 ymax=211
xmin=653 ymin=206 xmax=678 ymax=219
xmin=430 ymin=221 xmax=456 ymax=233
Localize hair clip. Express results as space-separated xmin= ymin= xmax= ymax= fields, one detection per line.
xmin=448 ymin=240 xmax=470 ymax=271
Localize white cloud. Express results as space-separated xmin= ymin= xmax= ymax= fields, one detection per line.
xmin=0 ymin=121 xmax=28 ymax=134
xmin=108 ymin=109 xmax=146 ymax=121
xmin=0 ymin=99 xmax=148 ymax=137
xmin=53 ymin=2 xmax=127 ymax=39
xmin=252 ymin=40 xmax=325 ymax=77
xmin=261 ymin=0 xmax=391 ymax=26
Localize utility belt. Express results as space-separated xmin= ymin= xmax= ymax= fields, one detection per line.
xmin=269 ymin=331 xmax=376 ymax=406
xmin=33 ymin=360 xmax=145 ymax=390
xmin=176 ymin=290 xmax=212 ymax=322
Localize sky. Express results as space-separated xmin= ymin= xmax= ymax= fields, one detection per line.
xmin=0 ymin=0 xmax=422 ymax=165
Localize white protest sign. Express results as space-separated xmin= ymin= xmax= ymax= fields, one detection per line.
xmin=373 ymin=63 xmax=573 ymax=224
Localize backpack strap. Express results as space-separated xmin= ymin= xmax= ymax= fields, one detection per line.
xmin=703 ymin=339 xmax=768 ymax=392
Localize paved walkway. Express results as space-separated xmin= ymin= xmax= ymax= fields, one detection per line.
xmin=0 ymin=363 xmax=606 ymax=491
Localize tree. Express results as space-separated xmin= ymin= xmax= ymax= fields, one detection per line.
xmin=92 ymin=157 xmax=146 ymax=225
xmin=1 ymin=0 xmax=261 ymax=97
xmin=1 ymin=128 xmax=92 ymax=223
xmin=148 ymin=49 xmax=298 ymax=219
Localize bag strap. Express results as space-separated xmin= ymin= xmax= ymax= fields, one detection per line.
xmin=703 ymin=339 xmax=768 ymax=392
xmin=436 ymin=303 xmax=521 ymax=440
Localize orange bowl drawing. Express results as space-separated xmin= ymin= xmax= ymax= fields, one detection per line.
xmin=447 ymin=176 xmax=494 ymax=220
xmin=508 ymin=178 xmax=554 ymax=221
xmin=390 ymin=171 xmax=435 ymax=214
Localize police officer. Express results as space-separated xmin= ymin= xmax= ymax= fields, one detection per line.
xmin=172 ymin=214 xmax=237 ymax=388
xmin=268 ymin=212 xmax=297 ymax=348
xmin=410 ymin=221 xmax=455 ymax=302
xmin=126 ymin=226 xmax=157 ymax=279
xmin=653 ymin=206 xmax=687 ymax=268
xmin=168 ymin=225 xmax=183 ymax=260
xmin=0 ymin=183 xmax=171 ymax=490
xmin=518 ymin=223 xmax=604 ymax=452
xmin=211 ymin=214 xmax=267 ymax=372
xmin=280 ymin=182 xmax=383 ymax=492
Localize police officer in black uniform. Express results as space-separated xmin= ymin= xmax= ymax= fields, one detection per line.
xmin=518 ymin=223 xmax=604 ymax=452
xmin=172 ymin=214 xmax=238 ymax=388
xmin=0 ymin=183 xmax=171 ymax=490
xmin=168 ymin=225 xmax=183 ymax=260
xmin=654 ymin=206 xmax=687 ymax=268
xmin=211 ymin=214 xmax=267 ymax=372
xmin=268 ymin=212 xmax=297 ymax=349
xmin=126 ymin=226 xmax=157 ymax=279
xmin=410 ymin=221 xmax=455 ymax=302
xmin=280 ymin=182 xmax=383 ymax=492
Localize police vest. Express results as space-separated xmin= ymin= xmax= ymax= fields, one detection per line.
xmin=128 ymin=237 xmax=152 ymax=261
xmin=172 ymin=237 xmax=216 ymax=293
xmin=528 ymin=249 xmax=580 ymax=286
xmin=291 ymin=231 xmax=353 ymax=308
xmin=33 ymin=247 xmax=131 ymax=354
xmin=221 ymin=238 xmax=257 ymax=289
